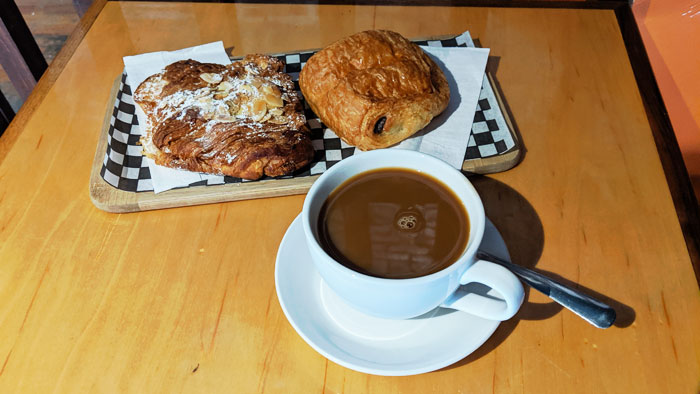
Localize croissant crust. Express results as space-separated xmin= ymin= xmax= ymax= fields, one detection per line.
xmin=298 ymin=30 xmax=450 ymax=151
xmin=133 ymin=55 xmax=313 ymax=180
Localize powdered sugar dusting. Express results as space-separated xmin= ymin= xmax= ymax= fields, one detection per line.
xmin=143 ymin=69 xmax=297 ymax=132
xmin=133 ymin=56 xmax=310 ymax=179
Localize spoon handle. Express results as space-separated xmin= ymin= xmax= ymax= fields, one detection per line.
xmin=476 ymin=251 xmax=616 ymax=329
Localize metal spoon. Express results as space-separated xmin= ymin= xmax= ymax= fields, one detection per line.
xmin=477 ymin=251 xmax=617 ymax=329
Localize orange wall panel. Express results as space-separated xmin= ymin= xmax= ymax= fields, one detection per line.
xmin=633 ymin=0 xmax=700 ymax=196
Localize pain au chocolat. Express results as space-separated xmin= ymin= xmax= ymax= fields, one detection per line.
xmin=298 ymin=30 xmax=450 ymax=151
xmin=133 ymin=55 xmax=313 ymax=180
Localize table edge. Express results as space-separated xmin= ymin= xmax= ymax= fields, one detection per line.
xmin=0 ymin=0 xmax=109 ymax=166
xmin=113 ymin=0 xmax=628 ymax=8
xmin=613 ymin=5 xmax=700 ymax=283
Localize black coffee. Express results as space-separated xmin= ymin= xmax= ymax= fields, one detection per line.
xmin=317 ymin=168 xmax=469 ymax=279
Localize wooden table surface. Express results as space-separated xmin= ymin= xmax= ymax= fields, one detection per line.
xmin=1 ymin=1 xmax=699 ymax=392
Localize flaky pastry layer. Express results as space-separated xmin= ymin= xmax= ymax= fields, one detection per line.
xmin=134 ymin=55 xmax=313 ymax=180
xmin=298 ymin=30 xmax=450 ymax=151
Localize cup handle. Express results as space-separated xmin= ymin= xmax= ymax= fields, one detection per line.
xmin=440 ymin=259 xmax=524 ymax=321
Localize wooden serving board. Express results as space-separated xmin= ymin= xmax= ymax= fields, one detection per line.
xmin=461 ymin=72 xmax=521 ymax=174
xmin=89 ymin=76 xmax=319 ymax=212
xmin=90 ymin=47 xmax=521 ymax=213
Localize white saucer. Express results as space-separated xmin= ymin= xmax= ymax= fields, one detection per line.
xmin=275 ymin=214 xmax=512 ymax=376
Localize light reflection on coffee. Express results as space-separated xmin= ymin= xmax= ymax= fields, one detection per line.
xmin=317 ymin=168 xmax=469 ymax=279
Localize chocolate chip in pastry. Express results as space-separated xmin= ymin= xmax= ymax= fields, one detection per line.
xmin=298 ymin=30 xmax=450 ymax=151
xmin=134 ymin=55 xmax=314 ymax=180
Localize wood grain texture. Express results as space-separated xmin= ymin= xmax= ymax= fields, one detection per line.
xmin=615 ymin=4 xmax=700 ymax=284
xmin=0 ymin=3 xmax=698 ymax=393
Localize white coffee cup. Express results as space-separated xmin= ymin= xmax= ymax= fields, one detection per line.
xmin=302 ymin=149 xmax=524 ymax=320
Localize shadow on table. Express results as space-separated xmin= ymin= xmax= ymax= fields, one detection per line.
xmin=438 ymin=176 xmax=636 ymax=371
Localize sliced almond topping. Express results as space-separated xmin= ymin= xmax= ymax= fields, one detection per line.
xmin=239 ymin=84 xmax=255 ymax=95
xmin=226 ymin=100 xmax=240 ymax=116
xmin=237 ymin=102 xmax=252 ymax=117
xmin=264 ymin=93 xmax=283 ymax=108
xmin=200 ymin=73 xmax=223 ymax=84
xmin=217 ymin=81 xmax=233 ymax=92
xmin=216 ymin=105 xmax=229 ymax=117
xmin=250 ymin=78 xmax=263 ymax=88
xmin=259 ymin=111 xmax=273 ymax=123
xmin=268 ymin=116 xmax=288 ymax=124
xmin=267 ymin=108 xmax=286 ymax=124
xmin=260 ymin=84 xmax=278 ymax=95
xmin=250 ymin=99 xmax=268 ymax=122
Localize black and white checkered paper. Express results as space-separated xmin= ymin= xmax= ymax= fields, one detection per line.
xmin=101 ymin=33 xmax=515 ymax=192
